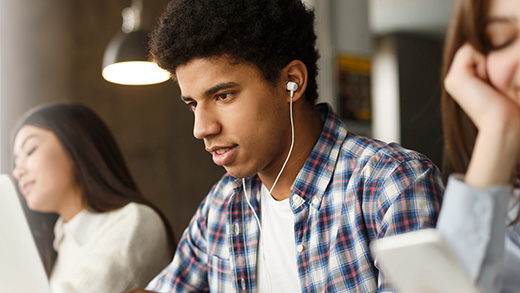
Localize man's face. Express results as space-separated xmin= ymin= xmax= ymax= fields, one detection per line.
xmin=176 ymin=56 xmax=292 ymax=178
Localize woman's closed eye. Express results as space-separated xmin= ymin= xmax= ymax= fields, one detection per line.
xmin=486 ymin=20 xmax=518 ymax=51
xmin=26 ymin=146 xmax=37 ymax=156
xmin=487 ymin=33 xmax=517 ymax=50
xmin=12 ymin=146 xmax=36 ymax=170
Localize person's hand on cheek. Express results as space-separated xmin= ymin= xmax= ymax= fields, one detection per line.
xmin=445 ymin=42 xmax=520 ymax=187
xmin=445 ymin=43 xmax=511 ymax=129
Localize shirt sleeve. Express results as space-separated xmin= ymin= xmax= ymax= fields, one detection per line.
xmin=146 ymin=197 xmax=211 ymax=292
xmin=376 ymin=158 xmax=444 ymax=237
xmin=372 ymin=156 xmax=444 ymax=291
xmin=436 ymin=175 xmax=510 ymax=293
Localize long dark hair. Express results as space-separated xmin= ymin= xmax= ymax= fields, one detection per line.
xmin=12 ymin=102 xmax=175 ymax=276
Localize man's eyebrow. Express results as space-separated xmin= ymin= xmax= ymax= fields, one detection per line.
xmin=180 ymin=82 xmax=239 ymax=102
xmin=205 ymin=82 xmax=239 ymax=96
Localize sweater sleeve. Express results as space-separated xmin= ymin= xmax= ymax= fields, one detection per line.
xmin=436 ymin=175 xmax=510 ymax=293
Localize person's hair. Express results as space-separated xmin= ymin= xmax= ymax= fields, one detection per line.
xmin=150 ymin=0 xmax=320 ymax=104
xmin=441 ymin=0 xmax=489 ymax=178
xmin=11 ymin=102 xmax=176 ymax=275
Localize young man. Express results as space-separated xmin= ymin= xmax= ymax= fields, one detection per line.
xmin=139 ymin=0 xmax=444 ymax=291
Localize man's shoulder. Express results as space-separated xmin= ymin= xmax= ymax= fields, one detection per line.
xmin=341 ymin=133 xmax=433 ymax=166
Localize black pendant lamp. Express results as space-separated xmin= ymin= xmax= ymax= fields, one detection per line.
xmin=102 ymin=0 xmax=170 ymax=85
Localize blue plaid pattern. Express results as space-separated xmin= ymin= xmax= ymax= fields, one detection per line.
xmin=147 ymin=104 xmax=444 ymax=292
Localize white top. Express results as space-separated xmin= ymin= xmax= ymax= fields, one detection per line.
xmin=50 ymin=202 xmax=171 ymax=293
xmin=257 ymin=184 xmax=301 ymax=292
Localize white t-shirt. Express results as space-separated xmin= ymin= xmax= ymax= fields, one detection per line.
xmin=257 ymin=184 xmax=301 ymax=292
xmin=50 ymin=202 xmax=171 ymax=293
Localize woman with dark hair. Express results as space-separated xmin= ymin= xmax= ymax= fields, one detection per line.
xmin=436 ymin=0 xmax=520 ymax=291
xmin=11 ymin=102 xmax=175 ymax=293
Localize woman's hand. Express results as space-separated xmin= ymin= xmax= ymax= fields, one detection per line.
xmin=444 ymin=43 xmax=520 ymax=187
xmin=446 ymin=43 xmax=508 ymax=129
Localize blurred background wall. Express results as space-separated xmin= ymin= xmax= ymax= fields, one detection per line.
xmin=0 ymin=0 xmax=454 ymax=241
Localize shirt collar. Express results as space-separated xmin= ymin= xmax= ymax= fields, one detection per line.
xmin=53 ymin=208 xmax=108 ymax=249
xmin=291 ymin=103 xmax=347 ymax=204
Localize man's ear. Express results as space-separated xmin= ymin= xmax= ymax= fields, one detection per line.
xmin=283 ymin=60 xmax=308 ymax=102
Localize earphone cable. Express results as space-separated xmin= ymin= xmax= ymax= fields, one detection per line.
xmin=269 ymin=91 xmax=295 ymax=196
xmin=241 ymin=88 xmax=295 ymax=292
xmin=242 ymin=178 xmax=272 ymax=292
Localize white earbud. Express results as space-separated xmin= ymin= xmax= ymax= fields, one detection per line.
xmin=286 ymin=81 xmax=298 ymax=92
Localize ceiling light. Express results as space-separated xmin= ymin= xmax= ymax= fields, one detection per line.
xmin=102 ymin=0 xmax=170 ymax=85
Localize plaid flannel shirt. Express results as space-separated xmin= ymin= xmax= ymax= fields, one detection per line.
xmin=147 ymin=103 xmax=444 ymax=292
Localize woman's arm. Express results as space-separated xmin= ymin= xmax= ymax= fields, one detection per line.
xmin=438 ymin=42 xmax=520 ymax=292
xmin=437 ymin=176 xmax=510 ymax=292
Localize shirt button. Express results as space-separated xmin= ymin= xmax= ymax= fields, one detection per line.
xmin=241 ymin=278 xmax=246 ymax=290
xmin=292 ymin=194 xmax=299 ymax=202
xmin=312 ymin=198 xmax=319 ymax=206
xmin=234 ymin=223 xmax=240 ymax=236
xmin=296 ymin=244 xmax=304 ymax=253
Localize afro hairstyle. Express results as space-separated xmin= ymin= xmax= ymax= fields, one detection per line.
xmin=150 ymin=0 xmax=320 ymax=104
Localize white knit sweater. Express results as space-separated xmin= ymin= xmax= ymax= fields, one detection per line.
xmin=50 ymin=202 xmax=171 ymax=293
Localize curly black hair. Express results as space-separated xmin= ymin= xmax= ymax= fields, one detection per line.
xmin=150 ymin=0 xmax=319 ymax=104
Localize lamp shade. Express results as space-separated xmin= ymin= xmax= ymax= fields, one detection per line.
xmin=102 ymin=30 xmax=170 ymax=85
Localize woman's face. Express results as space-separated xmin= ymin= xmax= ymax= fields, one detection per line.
xmin=12 ymin=125 xmax=83 ymax=218
xmin=486 ymin=0 xmax=520 ymax=103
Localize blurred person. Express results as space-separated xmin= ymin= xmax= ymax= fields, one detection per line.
xmin=127 ymin=0 xmax=445 ymax=291
xmin=11 ymin=102 xmax=175 ymax=293
xmin=437 ymin=0 xmax=520 ymax=291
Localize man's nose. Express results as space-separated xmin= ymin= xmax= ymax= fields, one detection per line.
xmin=193 ymin=105 xmax=221 ymax=139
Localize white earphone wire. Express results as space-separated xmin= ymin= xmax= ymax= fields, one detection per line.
xmin=240 ymin=85 xmax=296 ymax=293
xmin=269 ymin=89 xmax=295 ymax=195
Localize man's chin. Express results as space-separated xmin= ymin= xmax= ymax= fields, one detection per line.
xmin=223 ymin=165 xmax=256 ymax=179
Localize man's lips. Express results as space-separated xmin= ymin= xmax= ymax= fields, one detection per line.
xmin=214 ymin=148 xmax=230 ymax=155
xmin=207 ymin=145 xmax=237 ymax=165
xmin=206 ymin=145 xmax=237 ymax=154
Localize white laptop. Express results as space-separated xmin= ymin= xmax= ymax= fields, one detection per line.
xmin=370 ymin=229 xmax=479 ymax=293
xmin=0 ymin=174 xmax=52 ymax=293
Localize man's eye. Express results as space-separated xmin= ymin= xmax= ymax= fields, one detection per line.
xmin=216 ymin=93 xmax=231 ymax=100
